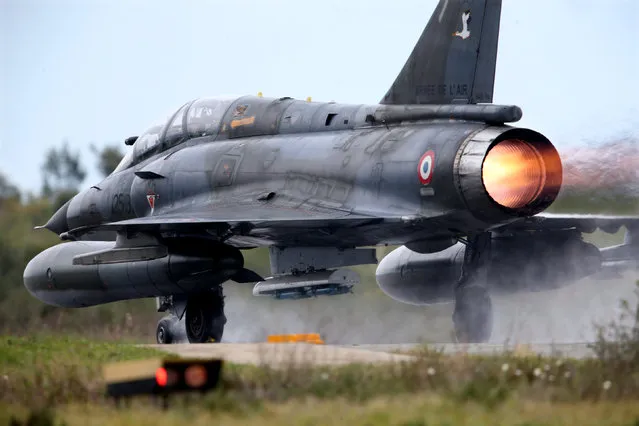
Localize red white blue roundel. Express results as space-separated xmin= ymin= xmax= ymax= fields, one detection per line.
xmin=418 ymin=151 xmax=435 ymax=185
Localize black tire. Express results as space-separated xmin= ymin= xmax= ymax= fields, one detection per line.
xmin=185 ymin=289 xmax=226 ymax=343
xmin=452 ymin=285 xmax=493 ymax=343
xmin=156 ymin=315 xmax=176 ymax=344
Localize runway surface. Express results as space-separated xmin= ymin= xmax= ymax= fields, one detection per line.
xmin=146 ymin=342 xmax=595 ymax=367
xmin=344 ymin=343 xmax=594 ymax=358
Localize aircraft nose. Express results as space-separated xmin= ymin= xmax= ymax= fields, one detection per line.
xmin=39 ymin=199 xmax=71 ymax=235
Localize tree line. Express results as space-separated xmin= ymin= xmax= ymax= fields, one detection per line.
xmin=0 ymin=142 xmax=132 ymax=334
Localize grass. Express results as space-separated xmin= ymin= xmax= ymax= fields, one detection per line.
xmin=0 ymin=334 xmax=166 ymax=407
xmin=2 ymin=284 xmax=639 ymax=425
xmin=3 ymin=397 xmax=639 ymax=426
xmin=549 ymin=191 xmax=639 ymax=216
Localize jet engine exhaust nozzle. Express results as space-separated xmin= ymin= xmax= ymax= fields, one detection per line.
xmin=456 ymin=127 xmax=562 ymax=223
xmin=482 ymin=138 xmax=562 ymax=210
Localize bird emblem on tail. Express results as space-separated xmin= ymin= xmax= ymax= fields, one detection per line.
xmin=453 ymin=10 xmax=471 ymax=39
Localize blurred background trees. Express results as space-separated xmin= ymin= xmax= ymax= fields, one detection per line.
xmin=0 ymin=141 xmax=127 ymax=335
xmin=41 ymin=142 xmax=87 ymax=209
xmin=90 ymin=143 xmax=123 ymax=178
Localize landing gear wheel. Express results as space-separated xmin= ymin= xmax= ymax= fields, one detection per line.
xmin=156 ymin=315 xmax=177 ymax=344
xmin=453 ymin=286 xmax=493 ymax=343
xmin=453 ymin=232 xmax=493 ymax=343
xmin=185 ymin=288 xmax=226 ymax=343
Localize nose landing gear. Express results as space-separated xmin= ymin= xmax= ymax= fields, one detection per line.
xmin=156 ymin=315 xmax=179 ymax=344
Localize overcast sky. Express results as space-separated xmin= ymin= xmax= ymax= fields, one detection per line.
xmin=1 ymin=0 xmax=638 ymax=193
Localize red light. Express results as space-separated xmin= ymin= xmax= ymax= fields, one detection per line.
xmin=156 ymin=367 xmax=168 ymax=387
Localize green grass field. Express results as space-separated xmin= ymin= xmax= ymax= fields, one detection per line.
xmin=2 ymin=295 xmax=638 ymax=426
xmin=5 ymin=397 xmax=639 ymax=426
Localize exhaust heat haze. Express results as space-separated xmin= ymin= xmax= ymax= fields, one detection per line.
xmin=561 ymin=137 xmax=639 ymax=194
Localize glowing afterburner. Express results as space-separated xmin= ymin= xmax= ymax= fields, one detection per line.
xmin=482 ymin=139 xmax=561 ymax=209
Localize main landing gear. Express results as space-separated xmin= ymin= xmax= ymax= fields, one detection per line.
xmin=453 ymin=233 xmax=493 ymax=343
xmin=155 ymin=287 xmax=227 ymax=344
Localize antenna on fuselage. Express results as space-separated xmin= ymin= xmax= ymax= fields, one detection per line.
xmin=124 ymin=136 xmax=138 ymax=146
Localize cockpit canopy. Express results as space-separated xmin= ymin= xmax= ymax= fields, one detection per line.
xmin=112 ymin=94 xmax=367 ymax=174
xmin=113 ymin=96 xmax=238 ymax=173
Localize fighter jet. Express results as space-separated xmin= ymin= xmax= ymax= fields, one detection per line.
xmin=24 ymin=0 xmax=638 ymax=344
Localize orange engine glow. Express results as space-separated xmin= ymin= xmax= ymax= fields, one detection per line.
xmin=482 ymin=139 xmax=556 ymax=209
xmin=156 ymin=367 xmax=168 ymax=387
xmin=184 ymin=365 xmax=207 ymax=388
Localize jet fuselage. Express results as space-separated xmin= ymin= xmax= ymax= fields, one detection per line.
xmin=48 ymin=96 xmax=555 ymax=250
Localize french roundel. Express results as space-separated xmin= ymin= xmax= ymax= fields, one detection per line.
xmin=418 ymin=151 xmax=435 ymax=185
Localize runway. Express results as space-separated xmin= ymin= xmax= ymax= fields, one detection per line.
xmin=343 ymin=342 xmax=594 ymax=358
xmin=146 ymin=342 xmax=595 ymax=367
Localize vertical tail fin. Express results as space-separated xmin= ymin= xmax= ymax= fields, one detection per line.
xmin=380 ymin=0 xmax=502 ymax=105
